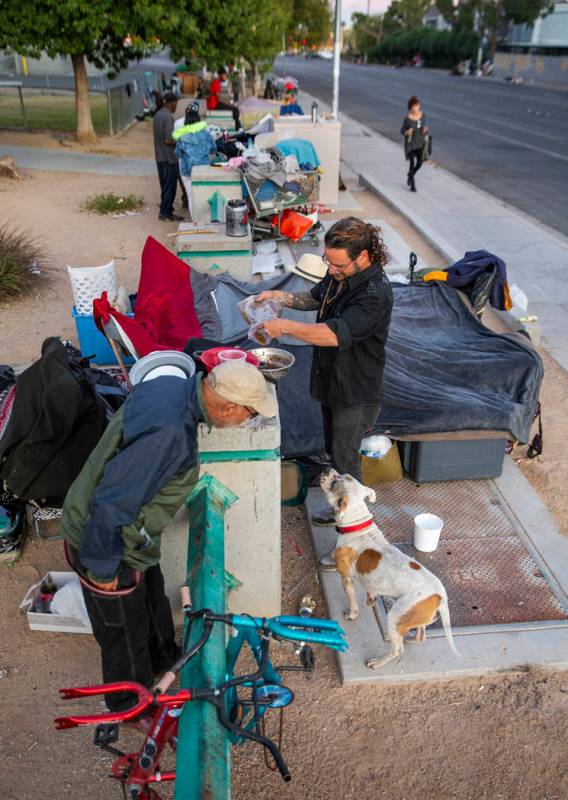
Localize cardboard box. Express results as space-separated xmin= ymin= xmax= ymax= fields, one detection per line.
xmin=19 ymin=571 xmax=93 ymax=634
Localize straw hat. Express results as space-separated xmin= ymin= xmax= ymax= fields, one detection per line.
xmin=291 ymin=254 xmax=327 ymax=284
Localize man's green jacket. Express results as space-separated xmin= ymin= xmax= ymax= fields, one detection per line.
xmin=61 ymin=376 xmax=204 ymax=584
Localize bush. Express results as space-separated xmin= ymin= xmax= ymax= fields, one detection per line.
xmin=82 ymin=193 xmax=145 ymax=215
xmin=371 ymin=27 xmax=479 ymax=69
xmin=0 ymin=224 xmax=46 ymax=301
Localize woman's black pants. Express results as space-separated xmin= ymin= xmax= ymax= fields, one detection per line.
xmin=408 ymin=149 xmax=423 ymax=183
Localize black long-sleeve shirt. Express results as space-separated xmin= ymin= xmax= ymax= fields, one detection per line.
xmin=309 ymin=265 xmax=393 ymax=409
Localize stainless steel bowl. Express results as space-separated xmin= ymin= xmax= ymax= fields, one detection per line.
xmin=249 ymin=348 xmax=295 ymax=382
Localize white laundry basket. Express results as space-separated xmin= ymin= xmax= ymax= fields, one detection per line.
xmin=67 ymin=260 xmax=116 ymax=316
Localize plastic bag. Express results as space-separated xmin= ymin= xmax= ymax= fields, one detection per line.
xmin=50 ymin=580 xmax=91 ymax=626
xmin=238 ymin=296 xmax=283 ymax=325
xmin=360 ymin=435 xmax=393 ymax=459
xmin=509 ymin=283 xmax=528 ymax=318
xmin=238 ymin=296 xmax=283 ymax=344
xmin=279 ymin=210 xmax=314 ymax=243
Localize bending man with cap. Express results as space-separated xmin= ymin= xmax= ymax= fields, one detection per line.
xmin=61 ymin=361 xmax=275 ymax=714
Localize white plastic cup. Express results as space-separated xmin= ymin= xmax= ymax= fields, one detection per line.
xmin=413 ymin=513 xmax=444 ymax=552
xmin=218 ymin=349 xmax=246 ymax=363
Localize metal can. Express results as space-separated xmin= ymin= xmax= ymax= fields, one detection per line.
xmin=299 ymin=594 xmax=316 ymax=618
xmin=225 ymin=199 xmax=249 ymax=237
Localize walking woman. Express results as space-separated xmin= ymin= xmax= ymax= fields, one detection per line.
xmin=401 ymin=96 xmax=428 ymax=192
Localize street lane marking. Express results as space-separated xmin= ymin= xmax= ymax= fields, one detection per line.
xmin=339 ymin=86 xmax=568 ymax=162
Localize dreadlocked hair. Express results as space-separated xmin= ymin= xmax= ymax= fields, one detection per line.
xmin=324 ymin=217 xmax=390 ymax=270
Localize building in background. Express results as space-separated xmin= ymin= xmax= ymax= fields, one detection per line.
xmin=494 ymin=2 xmax=568 ymax=86
xmin=423 ymin=6 xmax=452 ymax=32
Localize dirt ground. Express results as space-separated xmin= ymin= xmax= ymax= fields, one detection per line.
xmin=1 ymin=130 xmax=567 ymax=799
xmin=0 ymin=118 xmax=156 ymax=159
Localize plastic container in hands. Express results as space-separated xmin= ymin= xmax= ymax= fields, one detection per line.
xmin=218 ymin=349 xmax=247 ymax=363
xmin=413 ymin=513 xmax=444 ymax=552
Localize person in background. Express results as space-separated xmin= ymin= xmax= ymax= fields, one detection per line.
xmin=173 ymin=102 xmax=217 ymax=220
xmin=401 ymin=95 xmax=428 ymax=193
xmin=207 ymin=67 xmax=241 ymax=130
xmin=254 ymin=217 xmax=393 ymax=570
xmin=61 ymin=361 xmax=276 ymax=716
xmin=153 ymin=91 xmax=183 ymax=222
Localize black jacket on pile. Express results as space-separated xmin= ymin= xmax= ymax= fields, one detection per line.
xmin=0 ymin=338 xmax=107 ymax=506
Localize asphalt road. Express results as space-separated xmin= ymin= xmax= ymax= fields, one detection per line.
xmin=275 ymin=57 xmax=568 ymax=236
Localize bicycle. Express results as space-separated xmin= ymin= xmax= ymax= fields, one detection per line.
xmin=55 ymin=587 xmax=347 ymax=799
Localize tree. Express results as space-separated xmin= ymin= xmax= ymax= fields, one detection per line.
xmin=350 ymin=13 xmax=385 ymax=56
xmin=287 ymin=0 xmax=332 ymax=48
xmin=166 ymin=0 xmax=291 ymax=93
xmin=435 ymin=0 xmax=553 ymax=54
xmin=0 ymin=0 xmax=165 ymax=143
xmin=383 ymin=0 xmax=431 ymax=32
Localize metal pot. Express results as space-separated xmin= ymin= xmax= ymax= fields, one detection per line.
xmin=225 ymin=199 xmax=249 ymax=237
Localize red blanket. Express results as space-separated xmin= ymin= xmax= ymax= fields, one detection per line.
xmin=94 ymin=236 xmax=202 ymax=356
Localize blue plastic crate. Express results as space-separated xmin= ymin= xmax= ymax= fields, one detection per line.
xmin=72 ymin=307 xmax=134 ymax=365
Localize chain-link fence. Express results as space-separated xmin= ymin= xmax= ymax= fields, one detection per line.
xmin=0 ymin=66 xmax=162 ymax=135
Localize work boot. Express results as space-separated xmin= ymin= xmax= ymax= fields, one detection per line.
xmin=407 ymin=173 xmax=412 ymax=187
xmin=410 ymin=178 xmax=417 ymax=193
xmin=318 ymin=548 xmax=337 ymax=573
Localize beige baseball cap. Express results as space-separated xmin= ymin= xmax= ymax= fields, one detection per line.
xmin=210 ymin=361 xmax=277 ymax=417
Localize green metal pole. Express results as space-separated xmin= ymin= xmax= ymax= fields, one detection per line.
xmin=174 ymin=473 xmax=238 ymax=800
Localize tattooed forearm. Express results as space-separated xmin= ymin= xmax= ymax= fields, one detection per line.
xmin=286 ymin=291 xmax=319 ymax=311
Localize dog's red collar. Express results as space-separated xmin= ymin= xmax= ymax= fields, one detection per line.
xmin=336 ymin=519 xmax=374 ymax=534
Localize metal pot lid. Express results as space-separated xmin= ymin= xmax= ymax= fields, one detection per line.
xmin=129 ymin=350 xmax=196 ymax=386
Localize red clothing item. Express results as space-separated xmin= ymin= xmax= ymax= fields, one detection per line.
xmin=93 ymin=236 xmax=202 ymax=356
xmin=207 ymin=78 xmax=221 ymax=110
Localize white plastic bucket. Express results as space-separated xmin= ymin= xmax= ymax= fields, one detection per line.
xmin=67 ymin=260 xmax=116 ymax=316
xmin=413 ymin=513 xmax=444 ymax=552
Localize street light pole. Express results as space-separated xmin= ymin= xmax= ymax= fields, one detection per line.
xmin=332 ymin=0 xmax=342 ymax=118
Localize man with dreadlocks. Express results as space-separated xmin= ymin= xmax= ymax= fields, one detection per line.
xmin=256 ymin=217 xmax=393 ymax=569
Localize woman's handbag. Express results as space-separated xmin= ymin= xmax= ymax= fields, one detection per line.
xmin=422 ymin=134 xmax=432 ymax=161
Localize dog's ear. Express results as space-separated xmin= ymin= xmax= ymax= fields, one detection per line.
xmin=365 ymin=487 xmax=376 ymax=504
xmin=337 ymin=493 xmax=349 ymax=514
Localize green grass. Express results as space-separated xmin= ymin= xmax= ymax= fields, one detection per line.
xmin=82 ymin=192 xmax=145 ymax=215
xmin=0 ymin=90 xmax=109 ymax=133
xmin=0 ymin=224 xmax=46 ymax=301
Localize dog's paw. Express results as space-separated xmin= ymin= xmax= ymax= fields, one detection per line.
xmin=365 ymin=658 xmax=382 ymax=670
xmin=366 ymin=595 xmax=377 ymax=608
xmin=344 ymin=609 xmax=359 ymax=622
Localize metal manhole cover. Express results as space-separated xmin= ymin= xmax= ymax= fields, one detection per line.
xmin=381 ymin=538 xmax=568 ymax=627
xmin=368 ymin=479 xmax=514 ymax=544
xmin=368 ymin=478 xmax=568 ymax=628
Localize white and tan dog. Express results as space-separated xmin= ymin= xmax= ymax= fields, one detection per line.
xmin=320 ymin=469 xmax=459 ymax=669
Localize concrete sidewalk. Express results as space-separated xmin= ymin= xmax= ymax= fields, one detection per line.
xmin=301 ymin=91 xmax=568 ymax=373
xmin=0 ymin=144 xmax=155 ymax=177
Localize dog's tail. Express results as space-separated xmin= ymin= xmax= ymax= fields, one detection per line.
xmin=439 ymin=596 xmax=459 ymax=657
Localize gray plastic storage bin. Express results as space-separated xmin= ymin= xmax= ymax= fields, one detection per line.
xmin=399 ymin=438 xmax=507 ymax=483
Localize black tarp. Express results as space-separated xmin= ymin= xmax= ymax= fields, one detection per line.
xmin=273 ymin=283 xmax=543 ymax=457
xmin=197 ymin=276 xmax=543 ymax=459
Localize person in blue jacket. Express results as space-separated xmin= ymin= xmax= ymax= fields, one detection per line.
xmin=173 ymin=101 xmax=217 ymax=179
